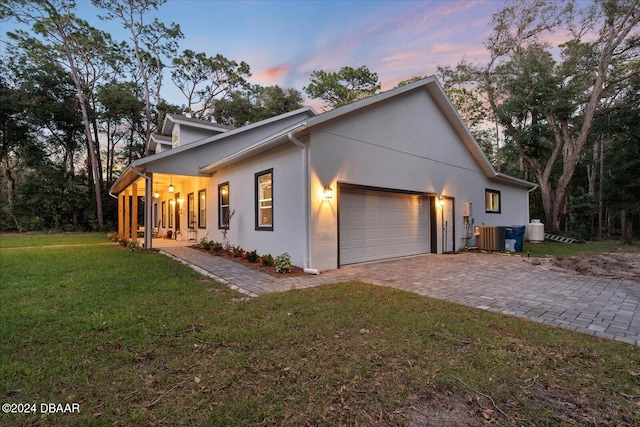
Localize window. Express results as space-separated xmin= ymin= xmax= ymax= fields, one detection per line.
xmin=198 ymin=189 xmax=206 ymax=228
xmin=255 ymin=169 xmax=273 ymax=230
xmin=162 ymin=201 xmax=166 ymax=228
xmin=187 ymin=193 xmax=195 ymax=229
xmin=153 ymin=203 xmax=158 ymax=228
xmin=485 ymin=189 xmax=501 ymax=213
xmin=169 ymin=199 xmax=174 ymax=228
xmin=218 ymin=183 xmax=230 ymax=229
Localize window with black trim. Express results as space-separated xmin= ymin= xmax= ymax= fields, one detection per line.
xmin=485 ymin=189 xmax=501 ymax=213
xmin=169 ymin=199 xmax=174 ymax=228
xmin=198 ymin=189 xmax=206 ymax=228
xmin=162 ymin=201 xmax=166 ymax=227
xmin=255 ymin=169 xmax=273 ymax=230
xmin=218 ymin=182 xmax=229 ymax=229
xmin=187 ymin=193 xmax=195 ymax=228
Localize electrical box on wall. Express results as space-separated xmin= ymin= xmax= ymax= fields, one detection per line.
xmin=463 ymin=202 xmax=472 ymax=217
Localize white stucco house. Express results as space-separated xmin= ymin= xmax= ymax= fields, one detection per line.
xmin=109 ymin=76 xmax=536 ymax=272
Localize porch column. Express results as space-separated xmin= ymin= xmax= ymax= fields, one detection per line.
xmin=144 ymin=173 xmax=153 ymax=249
xmin=132 ymin=182 xmax=139 ymax=241
xmin=124 ymin=189 xmax=130 ymax=240
xmin=118 ymin=193 xmax=124 ymax=237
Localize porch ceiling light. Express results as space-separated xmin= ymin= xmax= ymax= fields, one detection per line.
xmin=168 ymin=175 xmax=175 ymax=193
xmin=323 ymin=185 xmax=333 ymax=200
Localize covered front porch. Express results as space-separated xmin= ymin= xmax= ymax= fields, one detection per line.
xmin=112 ymin=170 xmax=210 ymax=249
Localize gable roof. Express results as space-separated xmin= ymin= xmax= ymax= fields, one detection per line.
xmin=161 ymin=113 xmax=235 ymax=135
xmin=201 ymin=76 xmax=536 ymax=189
xmin=109 ymin=107 xmax=316 ymax=195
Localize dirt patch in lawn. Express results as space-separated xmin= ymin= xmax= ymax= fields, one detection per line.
xmin=552 ymin=252 xmax=640 ymax=283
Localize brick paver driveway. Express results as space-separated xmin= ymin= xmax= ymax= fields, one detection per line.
xmin=325 ymin=253 xmax=640 ymax=346
xmin=161 ymin=247 xmax=640 ymax=346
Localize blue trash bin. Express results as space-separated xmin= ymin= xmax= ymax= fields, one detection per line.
xmin=505 ymin=226 xmax=526 ymax=252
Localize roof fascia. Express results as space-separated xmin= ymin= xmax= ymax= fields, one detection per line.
xmin=161 ymin=113 xmax=232 ymax=135
xmin=135 ymin=107 xmax=317 ymax=168
xmin=109 ymin=164 xmax=146 ymax=195
xmin=492 ymin=173 xmax=537 ymax=189
xmin=199 ymin=123 xmax=307 ymax=174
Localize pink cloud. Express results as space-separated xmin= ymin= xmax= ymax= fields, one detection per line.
xmin=251 ymin=64 xmax=291 ymax=83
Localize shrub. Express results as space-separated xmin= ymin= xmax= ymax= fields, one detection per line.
xmin=126 ymin=239 xmax=141 ymax=251
xmin=246 ymin=250 xmax=260 ymax=263
xmin=198 ymin=236 xmax=211 ymax=250
xmin=210 ymin=241 xmax=223 ymax=253
xmin=231 ymin=245 xmax=245 ymax=258
xmin=261 ymin=253 xmax=274 ymax=267
xmin=275 ymin=253 xmax=292 ymax=274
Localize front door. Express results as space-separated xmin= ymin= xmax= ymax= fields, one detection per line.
xmin=442 ymin=198 xmax=455 ymax=253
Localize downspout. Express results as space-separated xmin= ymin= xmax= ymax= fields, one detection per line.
xmin=287 ymin=129 xmax=319 ymax=275
xmin=129 ymin=167 xmax=153 ymax=250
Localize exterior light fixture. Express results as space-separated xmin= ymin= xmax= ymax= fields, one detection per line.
xmin=154 ymin=183 xmax=159 ymax=199
xmin=437 ymin=195 xmax=445 ymax=208
xmin=323 ymin=185 xmax=333 ymax=199
xmin=168 ymin=175 xmax=175 ymax=193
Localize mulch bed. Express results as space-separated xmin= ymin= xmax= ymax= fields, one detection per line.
xmin=191 ymin=246 xmax=307 ymax=278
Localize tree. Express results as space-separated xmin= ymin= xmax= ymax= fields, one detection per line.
xmin=0 ymin=61 xmax=34 ymax=230
xmin=171 ymin=49 xmax=251 ymax=120
xmin=440 ymin=0 xmax=640 ymax=233
xmin=2 ymin=0 xmax=124 ymax=228
xmin=602 ymin=75 xmax=640 ymax=243
xmin=213 ymin=85 xmax=303 ymax=126
xmin=304 ymin=65 xmax=380 ymax=109
xmin=93 ymin=0 xmax=183 ymax=156
xmin=96 ymin=80 xmax=146 ymax=184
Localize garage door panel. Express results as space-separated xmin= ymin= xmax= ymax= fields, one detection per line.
xmin=339 ymin=189 xmax=429 ymax=265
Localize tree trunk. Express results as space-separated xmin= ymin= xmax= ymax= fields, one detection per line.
xmin=71 ymin=73 xmax=103 ymax=228
xmin=598 ymin=138 xmax=604 ymax=240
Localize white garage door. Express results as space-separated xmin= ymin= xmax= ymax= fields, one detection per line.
xmin=339 ymin=189 xmax=430 ymax=265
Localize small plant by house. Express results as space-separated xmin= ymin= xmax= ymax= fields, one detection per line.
xmin=126 ymin=239 xmax=141 ymax=251
xmin=274 ymin=253 xmax=292 ymax=274
xmin=210 ymin=241 xmax=223 ymax=253
xmin=246 ymin=250 xmax=260 ymax=263
xmin=261 ymin=253 xmax=274 ymax=267
xmin=231 ymin=245 xmax=245 ymax=258
xmin=198 ymin=236 xmax=211 ymax=250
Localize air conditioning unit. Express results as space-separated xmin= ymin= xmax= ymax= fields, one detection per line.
xmin=475 ymin=226 xmax=506 ymax=251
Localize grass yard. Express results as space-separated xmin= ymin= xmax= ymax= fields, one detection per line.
xmin=524 ymin=239 xmax=639 ymax=259
xmin=1 ymin=234 xmax=639 ymax=426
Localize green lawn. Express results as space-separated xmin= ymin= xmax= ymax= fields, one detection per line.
xmin=1 ymin=234 xmax=639 ymax=426
xmin=0 ymin=232 xmax=108 ymax=249
xmin=524 ymin=239 xmax=639 ymax=259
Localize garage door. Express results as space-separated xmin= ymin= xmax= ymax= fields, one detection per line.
xmin=339 ymin=189 xmax=430 ymax=265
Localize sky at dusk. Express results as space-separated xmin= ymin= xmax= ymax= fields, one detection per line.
xmin=1 ymin=0 xmax=511 ymax=110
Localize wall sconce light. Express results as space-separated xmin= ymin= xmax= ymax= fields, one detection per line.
xmin=323 ymin=185 xmax=333 ymax=200
xmin=437 ymin=195 xmax=445 ymax=208
xmin=169 ymin=199 xmax=175 ymax=206
xmin=168 ymin=175 xmax=175 ymax=193
xmin=177 ymin=197 xmax=184 ymax=205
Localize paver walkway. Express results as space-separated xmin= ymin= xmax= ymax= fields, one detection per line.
xmin=160 ymin=246 xmax=640 ymax=346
